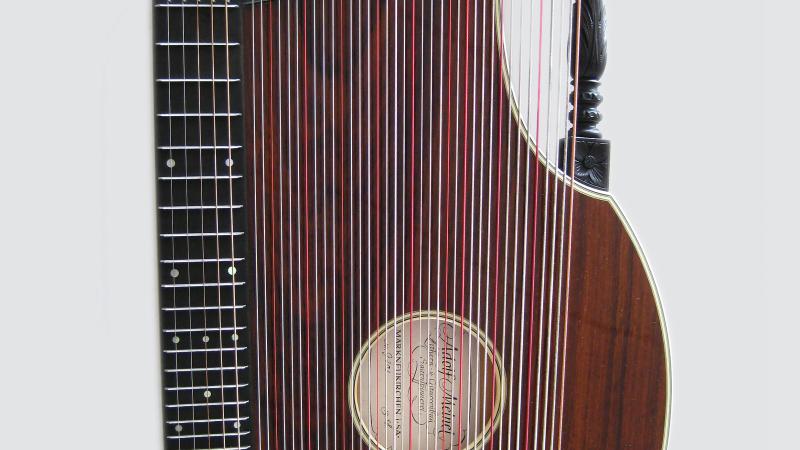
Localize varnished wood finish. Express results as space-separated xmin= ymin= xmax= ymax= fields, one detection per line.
xmin=241 ymin=1 xmax=668 ymax=449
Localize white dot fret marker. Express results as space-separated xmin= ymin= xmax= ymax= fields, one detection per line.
xmin=170 ymin=269 xmax=179 ymax=278
xmin=166 ymin=158 xmax=176 ymax=168
xmin=203 ymin=390 xmax=211 ymax=398
xmin=231 ymin=333 xmax=238 ymax=341
xmin=172 ymin=336 xmax=180 ymax=344
xmin=225 ymin=158 xmax=234 ymax=167
xmin=174 ymin=425 xmax=183 ymax=432
xmin=202 ymin=335 xmax=210 ymax=343
xmin=233 ymin=421 xmax=240 ymax=429
xmin=227 ymin=266 xmax=237 ymax=276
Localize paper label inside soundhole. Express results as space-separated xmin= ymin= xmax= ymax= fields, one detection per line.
xmin=349 ymin=312 xmax=505 ymax=450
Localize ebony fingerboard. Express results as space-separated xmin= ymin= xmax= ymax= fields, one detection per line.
xmin=153 ymin=2 xmax=252 ymax=450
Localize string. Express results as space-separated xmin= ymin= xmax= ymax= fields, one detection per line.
xmin=555 ymin=1 xmax=584 ymax=448
xmin=510 ymin=0 xmax=545 ymax=445
xmin=260 ymin=1 xmax=281 ymax=447
xmin=390 ymin=0 xmax=402 ymax=448
xmin=178 ymin=3 xmax=199 ymax=444
xmin=496 ymin=0 xmax=523 ymax=446
xmin=424 ymin=0 xmax=436 ymax=447
xmin=482 ymin=0 xmax=501 ymax=445
xmin=354 ymin=0 xmax=365 ymax=445
xmin=309 ymin=0 xmax=326 ymax=447
xmin=208 ymin=1 xmax=230 ymax=445
xmin=522 ymin=0 xmax=549 ymax=446
xmin=407 ymin=0 xmax=419 ymax=446
xmin=337 ymin=0 xmax=353 ymax=446
xmin=325 ymin=0 xmax=339 ymax=446
xmin=249 ymin=0 xmax=260 ymax=444
xmin=286 ymin=0 xmax=299 ymax=446
xmin=249 ymin=0 xmax=265 ymax=447
xmin=189 ymin=2 xmax=211 ymax=447
xmin=455 ymin=0 xmax=473 ymax=445
xmin=162 ymin=4 xmax=185 ymax=446
xmin=275 ymin=0 xmax=291 ymax=446
xmin=478 ymin=0 xmax=496 ymax=444
xmin=502 ymin=0 xmax=531 ymax=442
xmin=463 ymin=0 xmax=483 ymax=444
xmin=381 ymin=1 xmax=389 ymax=443
xmin=542 ymin=0 xmax=576 ymax=446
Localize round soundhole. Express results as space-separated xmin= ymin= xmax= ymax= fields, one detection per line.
xmin=349 ymin=311 xmax=506 ymax=450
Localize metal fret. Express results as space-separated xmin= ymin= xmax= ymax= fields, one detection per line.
xmin=168 ymin=432 xmax=251 ymax=440
xmin=166 ymin=384 xmax=249 ymax=392
xmin=163 ymin=326 xmax=246 ymax=333
xmin=159 ymin=232 xmax=244 ymax=238
xmin=158 ymin=205 xmax=243 ymax=211
xmin=155 ymin=3 xmax=240 ymax=8
xmin=161 ymin=305 xmax=246 ymax=312
xmin=157 ymin=79 xmax=241 ymax=83
xmin=157 ymin=112 xmax=243 ymax=117
xmin=163 ymin=347 xmax=247 ymax=354
xmin=167 ymin=417 xmax=250 ymax=425
xmin=159 ymin=175 xmax=243 ymax=181
xmin=156 ymin=42 xmax=240 ymax=47
xmin=164 ymin=366 xmax=248 ymax=373
xmin=160 ymin=257 xmax=245 ymax=263
xmin=165 ymin=400 xmax=249 ymax=409
xmin=160 ymin=281 xmax=245 ymax=288
xmin=158 ymin=145 xmax=243 ymax=150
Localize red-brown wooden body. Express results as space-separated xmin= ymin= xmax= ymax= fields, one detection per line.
xmin=241 ymin=1 xmax=669 ymax=449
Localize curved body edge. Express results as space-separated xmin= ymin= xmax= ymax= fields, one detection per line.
xmin=560 ymin=187 xmax=671 ymax=450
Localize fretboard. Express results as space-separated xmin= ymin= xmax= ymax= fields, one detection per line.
xmin=154 ymin=2 xmax=252 ymax=450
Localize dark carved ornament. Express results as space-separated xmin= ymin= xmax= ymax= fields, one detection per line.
xmin=564 ymin=0 xmax=611 ymax=191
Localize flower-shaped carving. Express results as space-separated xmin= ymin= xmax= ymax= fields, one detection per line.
xmin=573 ymin=141 xmax=609 ymax=190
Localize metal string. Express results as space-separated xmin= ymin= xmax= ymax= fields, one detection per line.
xmin=274 ymin=1 xmax=291 ymax=446
xmin=249 ymin=1 xmax=264 ymax=447
xmin=342 ymin=0 xmax=361 ymax=449
xmin=337 ymin=1 xmax=350 ymax=448
xmin=309 ymin=0 xmax=325 ymax=447
xmin=502 ymin=0 xmax=532 ymax=443
xmin=521 ymin=0 xmax=550 ymax=447
xmin=463 ymin=0 xmax=483 ymax=444
xmin=162 ymin=6 xmax=185 ymax=446
xmin=189 ymin=3 xmax=212 ymax=447
xmin=555 ymin=1 xmax=584 ymax=448
xmin=511 ymin=0 xmax=546 ymax=446
xmin=477 ymin=0 xmax=495 ymax=445
xmin=481 ymin=0 xmax=500 ymax=445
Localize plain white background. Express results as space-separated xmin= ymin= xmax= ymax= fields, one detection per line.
xmin=0 ymin=1 xmax=796 ymax=449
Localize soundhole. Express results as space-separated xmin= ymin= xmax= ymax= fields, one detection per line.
xmin=349 ymin=311 xmax=506 ymax=450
